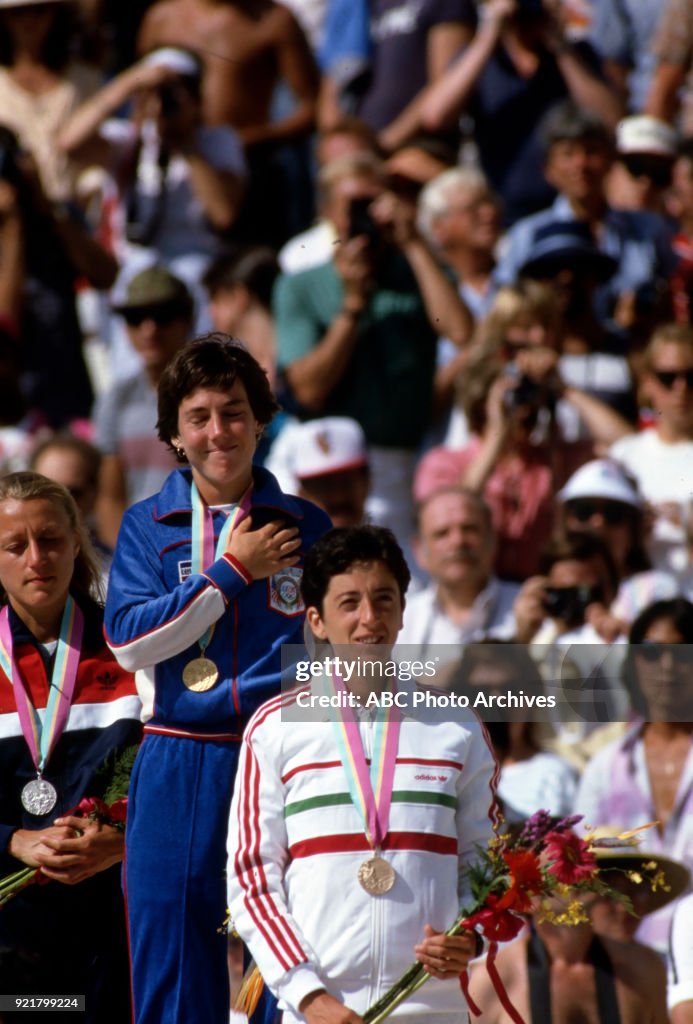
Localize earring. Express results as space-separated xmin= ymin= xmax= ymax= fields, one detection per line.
xmin=175 ymin=446 xmax=186 ymax=458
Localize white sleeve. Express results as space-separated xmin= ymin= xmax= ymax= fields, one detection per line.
xmin=227 ymin=716 xmax=327 ymax=1016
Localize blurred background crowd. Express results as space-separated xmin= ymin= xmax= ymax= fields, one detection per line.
xmin=1 ymin=0 xmax=693 ymax=1012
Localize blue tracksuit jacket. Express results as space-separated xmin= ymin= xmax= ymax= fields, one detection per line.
xmin=104 ymin=466 xmax=331 ymax=1024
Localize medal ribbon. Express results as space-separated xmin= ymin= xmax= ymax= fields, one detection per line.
xmin=190 ymin=480 xmax=253 ymax=653
xmin=0 ymin=597 xmax=83 ymax=775
xmin=328 ymin=674 xmax=401 ymax=849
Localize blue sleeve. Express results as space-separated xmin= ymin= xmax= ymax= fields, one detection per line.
xmin=104 ymin=506 xmax=250 ymax=672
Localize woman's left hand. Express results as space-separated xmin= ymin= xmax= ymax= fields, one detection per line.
xmin=414 ymin=924 xmax=479 ymax=978
xmin=34 ymin=817 xmax=124 ymax=885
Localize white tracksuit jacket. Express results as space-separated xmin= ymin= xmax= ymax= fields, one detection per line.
xmin=227 ymin=679 xmax=499 ymax=1023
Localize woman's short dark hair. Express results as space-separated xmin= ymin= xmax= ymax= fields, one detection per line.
xmin=301 ymin=525 xmax=411 ymax=614
xmin=622 ymin=598 xmax=693 ymax=717
xmin=157 ymin=333 xmax=280 ymax=461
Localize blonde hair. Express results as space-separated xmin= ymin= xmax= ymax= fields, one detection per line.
xmin=0 ymin=472 xmax=102 ymax=606
xmin=473 ymin=281 xmax=562 ymax=362
xmin=317 ymin=152 xmax=386 ymax=209
xmin=644 ymin=322 xmax=693 ymax=371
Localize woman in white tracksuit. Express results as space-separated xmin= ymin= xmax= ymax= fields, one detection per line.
xmin=228 ymin=525 xmax=498 ymax=1024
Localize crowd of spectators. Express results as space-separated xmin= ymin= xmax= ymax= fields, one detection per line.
xmin=2 ymin=0 xmax=693 ymax=1017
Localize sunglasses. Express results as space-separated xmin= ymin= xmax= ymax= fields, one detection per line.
xmin=636 ymin=642 xmax=693 ymax=665
xmin=566 ymin=500 xmax=632 ymax=525
xmin=651 ymin=369 xmax=693 ymax=390
xmin=122 ymin=305 xmax=183 ymax=328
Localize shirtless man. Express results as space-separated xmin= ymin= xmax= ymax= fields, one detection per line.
xmin=137 ymin=0 xmax=319 ymax=245
xmin=137 ymin=0 xmax=319 ymax=142
xmin=468 ymin=912 xmax=668 ymax=1024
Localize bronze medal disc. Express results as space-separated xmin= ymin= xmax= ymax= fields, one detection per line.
xmin=182 ymin=657 xmax=219 ymax=692
xmin=358 ymin=855 xmax=396 ymax=896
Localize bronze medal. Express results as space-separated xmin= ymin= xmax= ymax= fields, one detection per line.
xmin=182 ymin=657 xmax=219 ymax=693
xmin=357 ymin=854 xmax=396 ymax=896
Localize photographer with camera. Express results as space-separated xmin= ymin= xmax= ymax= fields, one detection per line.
xmin=514 ymin=531 xmax=621 ymax=646
xmin=59 ymin=45 xmax=246 ymax=378
xmin=0 ymin=125 xmax=116 ymax=429
xmin=512 ymin=532 xmax=632 ymax=757
xmin=274 ymin=151 xmax=472 ymax=566
xmin=414 ymin=342 xmax=634 ymax=582
xmin=418 ymin=0 xmax=622 ymax=227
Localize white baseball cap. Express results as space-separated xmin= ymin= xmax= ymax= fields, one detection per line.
xmin=558 ymin=459 xmax=643 ymax=508
xmin=616 ymin=115 xmax=677 ymax=158
xmin=141 ymin=47 xmax=202 ymax=80
xmin=292 ymin=418 xmax=369 ymax=480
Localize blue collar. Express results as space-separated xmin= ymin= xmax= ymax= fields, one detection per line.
xmin=152 ymin=466 xmax=305 ymax=521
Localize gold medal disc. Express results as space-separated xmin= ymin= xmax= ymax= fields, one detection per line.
xmin=358 ymin=855 xmax=396 ymax=896
xmin=182 ymin=657 xmax=219 ymax=692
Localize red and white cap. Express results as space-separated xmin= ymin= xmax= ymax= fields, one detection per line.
xmin=292 ymin=417 xmax=369 ymax=480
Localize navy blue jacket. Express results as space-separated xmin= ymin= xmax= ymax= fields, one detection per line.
xmin=104 ymin=467 xmax=331 ymax=732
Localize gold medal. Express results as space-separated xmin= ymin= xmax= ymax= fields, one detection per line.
xmin=182 ymin=657 xmax=219 ymax=692
xmin=357 ymin=854 xmax=396 ymax=896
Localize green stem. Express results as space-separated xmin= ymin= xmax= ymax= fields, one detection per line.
xmin=362 ymin=915 xmax=472 ymax=1024
xmin=0 ymin=867 xmax=38 ymax=905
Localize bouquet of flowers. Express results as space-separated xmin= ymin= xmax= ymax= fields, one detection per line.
xmin=233 ymin=811 xmax=662 ymax=1024
xmin=0 ymin=743 xmax=139 ymax=907
xmin=362 ymin=811 xmax=662 ymax=1024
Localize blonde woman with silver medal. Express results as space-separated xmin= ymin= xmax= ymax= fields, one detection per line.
xmin=0 ymin=472 xmax=141 ymax=1022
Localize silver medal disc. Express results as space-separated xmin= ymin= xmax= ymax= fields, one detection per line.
xmin=21 ymin=777 xmax=58 ymax=816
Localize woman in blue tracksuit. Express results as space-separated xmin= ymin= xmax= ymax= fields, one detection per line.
xmin=104 ymin=334 xmax=331 ymax=1024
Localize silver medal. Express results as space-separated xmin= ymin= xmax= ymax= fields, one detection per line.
xmin=21 ymin=777 xmax=58 ymax=816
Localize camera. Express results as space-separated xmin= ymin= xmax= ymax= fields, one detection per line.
xmin=502 ymin=362 xmax=543 ymax=410
xmin=543 ymin=584 xmax=603 ymax=627
xmin=158 ymin=83 xmax=183 ymax=117
xmin=348 ymin=197 xmax=379 ymax=245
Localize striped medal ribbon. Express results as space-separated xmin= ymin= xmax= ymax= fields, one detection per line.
xmin=0 ymin=597 xmax=83 ymax=816
xmin=328 ymin=673 xmax=401 ymax=895
xmin=181 ymin=480 xmax=253 ymax=693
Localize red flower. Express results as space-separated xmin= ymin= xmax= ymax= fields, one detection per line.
xmin=464 ymin=895 xmax=526 ymax=942
xmin=544 ymin=830 xmax=597 ymax=884
xmin=497 ymin=851 xmax=543 ymax=912
xmin=76 ymin=796 xmax=108 ymax=818
xmin=106 ymin=798 xmax=128 ymax=824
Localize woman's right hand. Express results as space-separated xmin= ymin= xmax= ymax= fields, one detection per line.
xmin=9 ymin=821 xmax=124 ymax=884
xmin=226 ymin=516 xmax=301 ymax=580
xmin=9 ymin=824 xmax=86 ymax=870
